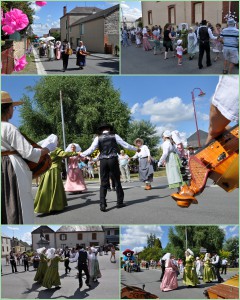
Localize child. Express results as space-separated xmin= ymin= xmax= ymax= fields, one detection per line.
xmin=176 ymin=39 xmax=186 ymax=66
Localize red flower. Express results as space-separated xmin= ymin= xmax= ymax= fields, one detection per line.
xmin=2 ymin=8 xmax=29 ymax=34
xmin=35 ymin=1 xmax=47 ymax=6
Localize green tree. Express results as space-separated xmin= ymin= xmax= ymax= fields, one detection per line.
xmin=223 ymin=237 xmax=239 ymax=262
xmin=147 ymin=233 xmax=156 ymax=248
xmin=50 ymin=31 xmax=61 ymax=41
xmin=1 ymin=1 xmax=35 ymax=36
xmin=154 ymin=238 xmax=162 ymax=249
xmin=19 ymin=76 xmax=131 ymax=150
xmin=126 ymin=120 xmax=160 ymax=157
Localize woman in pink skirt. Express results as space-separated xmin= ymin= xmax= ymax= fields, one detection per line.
xmin=160 ymin=253 xmax=178 ymax=292
xmin=142 ymin=27 xmax=152 ymax=51
xmin=65 ymin=143 xmax=87 ymax=194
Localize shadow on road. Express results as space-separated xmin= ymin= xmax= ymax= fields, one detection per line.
xmin=96 ymin=61 xmax=119 ymax=73
xmin=22 ymin=282 xmax=41 ymax=295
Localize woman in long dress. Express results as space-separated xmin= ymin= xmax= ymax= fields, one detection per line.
xmin=142 ymin=27 xmax=152 ymax=51
xmin=76 ymin=41 xmax=87 ymax=69
xmin=55 ymin=41 xmax=61 ymax=60
xmin=1 ymin=91 xmax=55 ymax=224
xmin=203 ymin=253 xmax=216 ymax=283
xmin=48 ymin=41 xmax=55 ymax=61
xmin=34 ymin=139 xmax=80 ymax=214
xmin=32 ymin=252 xmax=40 ymax=271
xmin=183 ymin=249 xmax=199 ymax=287
xmin=64 ymin=143 xmax=87 ymax=194
xmin=187 ymin=27 xmax=198 ymax=60
xmin=158 ymin=130 xmax=187 ymax=192
xmin=132 ymin=138 xmax=154 ymax=190
xmin=88 ymin=247 xmax=101 ymax=282
xmin=42 ymin=248 xmax=64 ymax=289
xmin=212 ymin=23 xmax=222 ymax=61
xmin=160 ymin=253 xmax=178 ymax=291
xmin=34 ymin=247 xmax=48 ymax=283
xmin=180 ymin=24 xmax=188 ymax=50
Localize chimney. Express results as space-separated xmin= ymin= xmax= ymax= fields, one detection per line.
xmin=63 ymin=6 xmax=67 ymax=16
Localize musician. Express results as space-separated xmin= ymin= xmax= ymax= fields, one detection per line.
xmin=1 ymin=91 xmax=56 ymax=224
xmin=206 ymin=75 xmax=238 ymax=144
xmin=9 ymin=251 xmax=17 ymax=273
xmin=212 ymin=252 xmax=224 ymax=283
xmin=76 ymin=40 xmax=88 ymax=70
xmin=80 ymin=124 xmax=137 ymax=211
xmin=60 ymin=39 xmax=71 ymax=72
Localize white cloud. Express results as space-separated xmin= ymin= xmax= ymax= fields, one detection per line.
xmin=131 ymin=103 xmax=140 ymax=114
xmin=121 ymin=226 xmax=164 ymax=249
xmin=219 ymin=225 xmax=228 ymax=234
xmin=229 ymin=226 xmax=238 ymax=233
xmin=133 ymin=246 xmax=144 ymax=253
xmin=30 ymin=3 xmax=42 ymax=12
xmin=7 ymin=226 xmax=19 ymax=230
xmin=33 ymin=15 xmax=40 ymax=20
xmin=22 ymin=232 xmax=32 ymax=245
xmin=121 ymin=3 xmax=142 ymax=22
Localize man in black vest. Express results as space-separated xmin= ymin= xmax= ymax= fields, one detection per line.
xmin=63 ymin=246 xmax=71 ymax=274
xmin=212 ymin=252 xmax=224 ymax=283
xmin=81 ymin=124 xmax=137 ymax=211
xmin=197 ymin=20 xmax=217 ymax=69
xmin=60 ymin=39 xmax=70 ymax=72
xmin=22 ymin=252 xmax=29 ymax=272
xmin=69 ymin=245 xmax=91 ymax=289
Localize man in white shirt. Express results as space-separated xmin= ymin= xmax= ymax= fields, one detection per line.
xmin=221 ymin=258 xmax=228 ymax=275
xmin=212 ymin=252 xmax=224 ymax=283
xmin=81 ymin=124 xmax=137 ymax=211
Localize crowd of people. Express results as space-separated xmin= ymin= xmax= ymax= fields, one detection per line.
xmin=138 ymin=249 xmax=229 ymax=292
xmin=37 ymin=39 xmax=89 ymax=72
xmin=4 ymin=244 xmax=116 ymax=290
xmin=122 ymin=17 xmax=239 ymax=73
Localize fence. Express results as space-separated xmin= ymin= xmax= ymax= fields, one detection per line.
xmin=1 ymin=40 xmax=14 ymax=74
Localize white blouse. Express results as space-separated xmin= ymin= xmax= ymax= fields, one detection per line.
xmin=159 ymin=140 xmax=179 ymax=165
xmin=132 ymin=145 xmax=150 ymax=159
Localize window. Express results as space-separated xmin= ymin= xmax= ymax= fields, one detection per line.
xmin=65 ymin=20 xmax=68 ymax=29
xmin=78 ymin=233 xmax=83 ymax=240
xmin=168 ymin=5 xmax=176 ymax=24
xmin=222 ymin=1 xmax=238 ymax=23
xmin=7 ymin=246 xmax=9 ymax=252
xmin=192 ymin=2 xmax=204 ymax=24
xmin=80 ymin=24 xmax=84 ymax=35
xmin=60 ymin=234 xmax=67 ymax=241
xmin=2 ymin=246 xmax=4 ymax=252
xmin=114 ymin=229 xmax=119 ymax=235
xmin=107 ymin=230 xmax=111 ymax=235
xmin=148 ymin=10 xmax=152 ymax=25
xmin=92 ymin=233 xmax=97 ymax=240
xmin=61 ymin=244 xmax=66 ymax=249
xmin=45 ymin=234 xmax=49 ymax=241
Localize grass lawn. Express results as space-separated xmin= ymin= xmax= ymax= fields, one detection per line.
xmin=14 ymin=53 xmax=38 ymax=74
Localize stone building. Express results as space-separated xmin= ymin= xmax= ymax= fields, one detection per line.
xmin=60 ymin=6 xmax=102 ymax=45
xmin=60 ymin=4 xmax=119 ymax=53
xmin=11 ymin=238 xmax=31 ymax=253
xmin=32 ymin=225 xmax=55 ymax=250
xmin=103 ymin=226 xmax=120 ymax=245
xmin=142 ymin=1 xmax=239 ymax=28
xmin=55 ymin=226 xmax=105 ymax=249
xmin=1 ymin=233 xmax=11 ymax=257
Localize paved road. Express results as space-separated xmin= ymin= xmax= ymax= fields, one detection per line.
xmin=121 ymin=42 xmax=239 ymax=74
xmin=33 ymin=48 xmax=119 ymax=75
xmin=121 ymin=268 xmax=238 ymax=299
xmin=33 ymin=177 xmax=238 ymax=225
xmin=1 ymin=252 xmax=119 ymax=299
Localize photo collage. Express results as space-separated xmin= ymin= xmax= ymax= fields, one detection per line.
xmin=1 ymin=1 xmax=239 ymax=299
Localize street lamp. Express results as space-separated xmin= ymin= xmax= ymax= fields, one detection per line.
xmin=191 ymin=88 xmax=206 ymax=148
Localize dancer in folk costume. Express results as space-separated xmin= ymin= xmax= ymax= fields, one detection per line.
xmin=1 ymin=91 xmax=56 ymax=224
xmin=76 ymin=41 xmax=88 ymax=69
xmin=135 ymin=29 xmax=142 ymax=48
xmin=180 ymin=24 xmax=188 ymax=50
xmin=132 ymin=138 xmax=154 ymax=190
xmin=203 ymin=253 xmax=216 ymax=283
xmin=55 ymin=41 xmax=61 ymax=60
xmin=64 ymin=143 xmax=87 ymax=194
xmin=34 ymin=247 xmax=48 ymax=283
xmin=42 ymin=248 xmax=65 ymax=289
xmin=158 ymin=130 xmax=187 ymax=192
xmin=160 ymin=253 xmax=178 ymax=291
xmin=88 ymin=247 xmax=101 ymax=282
xmin=195 ymin=257 xmax=203 ymax=279
xmin=187 ymin=27 xmax=198 ymax=60
xmin=34 ymin=135 xmax=80 ymax=214
xmin=183 ymin=249 xmax=199 ymax=287
xmin=142 ymin=27 xmax=152 ymax=51
xmin=32 ymin=252 xmax=40 ymax=270
xmin=212 ymin=24 xmax=223 ymax=62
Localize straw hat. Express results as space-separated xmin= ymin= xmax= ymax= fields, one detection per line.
xmin=187 ymin=248 xmax=194 ymax=256
xmin=1 ymin=91 xmax=23 ymax=106
xmin=134 ymin=138 xmax=144 ymax=145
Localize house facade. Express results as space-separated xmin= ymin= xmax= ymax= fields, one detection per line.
xmin=103 ymin=226 xmax=120 ymax=245
xmin=60 ymin=6 xmax=102 ymax=46
xmin=1 ymin=233 xmax=11 ymax=257
xmin=32 ymin=225 xmax=55 ymax=250
xmin=142 ymin=1 xmax=239 ymax=28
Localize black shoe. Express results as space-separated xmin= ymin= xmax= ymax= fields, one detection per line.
xmin=69 ymin=268 xmax=71 ymax=273
xmin=199 ymin=66 xmax=203 ymax=69
xmin=100 ymin=205 xmax=106 ymax=212
xmin=86 ymin=283 xmax=91 ymax=288
xmin=207 ymin=64 xmax=212 ymax=67
xmin=55 ymin=286 xmax=61 ymax=290
xmin=117 ymin=203 xmax=126 ymax=208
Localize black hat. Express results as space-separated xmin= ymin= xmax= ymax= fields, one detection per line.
xmin=97 ymin=123 xmax=114 ymax=133
xmin=63 ymin=39 xmax=68 ymax=43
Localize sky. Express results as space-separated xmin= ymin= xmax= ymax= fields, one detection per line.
xmin=121 ymin=1 xmax=142 ymax=22
xmin=28 ymin=1 xmax=119 ymax=36
xmin=1 ymin=225 xmax=61 ymax=245
xmin=120 ymin=225 xmax=239 ymax=254
xmin=2 ymin=75 xmax=234 ymax=145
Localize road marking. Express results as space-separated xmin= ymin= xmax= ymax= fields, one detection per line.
xmin=32 ymin=48 xmax=47 ymax=75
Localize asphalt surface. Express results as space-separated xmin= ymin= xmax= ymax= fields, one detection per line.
xmin=33 ymin=176 xmax=238 ymax=225
xmin=33 ymin=48 xmax=119 ymax=75
xmin=121 ymin=268 xmax=238 ymax=299
xmin=1 ymin=252 xmax=120 ymax=299
xmin=121 ymin=41 xmax=239 ymax=74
